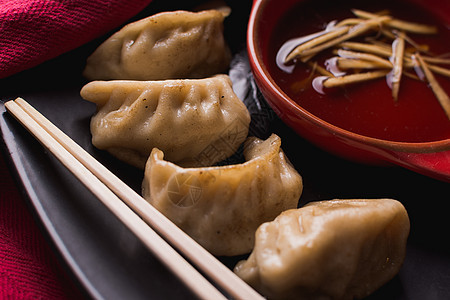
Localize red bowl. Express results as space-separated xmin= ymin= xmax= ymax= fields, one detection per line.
xmin=247 ymin=0 xmax=450 ymax=182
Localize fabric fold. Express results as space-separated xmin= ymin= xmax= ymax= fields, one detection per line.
xmin=0 ymin=0 xmax=153 ymax=78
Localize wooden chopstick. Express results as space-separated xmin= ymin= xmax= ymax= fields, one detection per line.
xmin=5 ymin=98 xmax=263 ymax=300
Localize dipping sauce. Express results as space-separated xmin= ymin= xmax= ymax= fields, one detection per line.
xmin=268 ymin=0 xmax=450 ymax=143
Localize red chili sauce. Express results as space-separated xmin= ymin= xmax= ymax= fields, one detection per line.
xmin=268 ymin=0 xmax=450 ymax=142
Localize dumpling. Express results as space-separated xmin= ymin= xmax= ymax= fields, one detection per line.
xmin=234 ymin=199 xmax=410 ymax=300
xmin=142 ymin=134 xmax=303 ymax=256
xmin=83 ymin=8 xmax=232 ymax=80
xmin=80 ymin=74 xmax=250 ymax=168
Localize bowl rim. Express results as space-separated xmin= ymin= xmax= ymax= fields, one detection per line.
xmin=247 ymin=0 xmax=450 ymax=154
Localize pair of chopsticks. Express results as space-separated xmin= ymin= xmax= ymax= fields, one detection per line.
xmin=5 ymin=98 xmax=263 ymax=300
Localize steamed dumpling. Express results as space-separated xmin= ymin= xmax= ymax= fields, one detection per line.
xmin=142 ymin=134 xmax=303 ymax=256
xmin=83 ymin=9 xmax=232 ymax=80
xmin=80 ymin=74 xmax=250 ymax=168
xmin=234 ymin=199 xmax=410 ymax=300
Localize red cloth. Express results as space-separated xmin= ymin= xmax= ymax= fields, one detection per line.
xmin=0 ymin=154 xmax=84 ymax=299
xmin=0 ymin=0 xmax=153 ymax=79
xmin=0 ymin=0 xmax=154 ymax=297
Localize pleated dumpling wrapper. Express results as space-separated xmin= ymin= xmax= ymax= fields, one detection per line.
xmin=83 ymin=8 xmax=232 ymax=80
xmin=80 ymin=75 xmax=250 ymax=168
xmin=142 ymin=134 xmax=303 ymax=256
xmin=234 ymin=199 xmax=410 ymax=300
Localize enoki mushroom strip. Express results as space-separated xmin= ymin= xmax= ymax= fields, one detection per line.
xmin=352 ymin=9 xmax=438 ymax=34
xmin=319 ymin=70 xmax=390 ymax=89
xmin=389 ymin=31 xmax=406 ymax=101
xmin=414 ymin=54 xmax=450 ymax=119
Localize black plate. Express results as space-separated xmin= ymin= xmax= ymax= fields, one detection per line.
xmin=1 ymin=1 xmax=450 ymax=299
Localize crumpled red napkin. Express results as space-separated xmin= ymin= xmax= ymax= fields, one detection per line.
xmin=0 ymin=0 xmax=153 ymax=79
